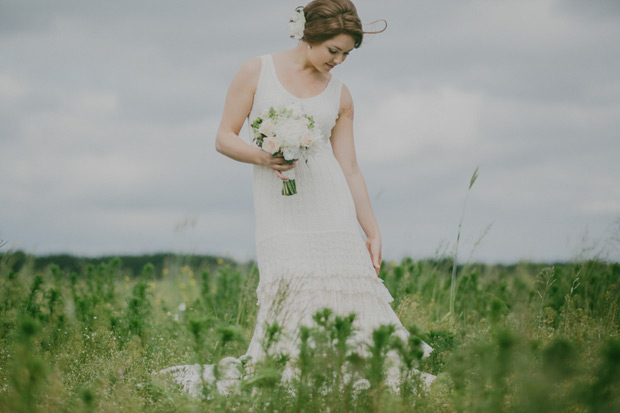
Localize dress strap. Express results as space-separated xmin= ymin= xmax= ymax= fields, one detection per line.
xmin=261 ymin=54 xmax=272 ymax=71
xmin=329 ymin=76 xmax=343 ymax=103
xmin=253 ymin=54 xmax=275 ymax=105
xmin=261 ymin=54 xmax=276 ymax=83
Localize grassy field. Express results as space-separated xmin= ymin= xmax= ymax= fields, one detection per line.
xmin=0 ymin=251 xmax=619 ymax=412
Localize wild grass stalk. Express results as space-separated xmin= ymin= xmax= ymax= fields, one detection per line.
xmin=449 ymin=166 xmax=479 ymax=322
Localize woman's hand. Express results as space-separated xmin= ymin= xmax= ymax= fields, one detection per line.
xmin=365 ymin=236 xmax=382 ymax=276
xmin=258 ymin=151 xmax=297 ymax=180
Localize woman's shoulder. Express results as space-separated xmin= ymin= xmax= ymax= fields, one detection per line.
xmin=229 ymin=56 xmax=265 ymax=94
xmin=337 ymin=80 xmax=353 ymax=118
xmin=237 ymin=56 xmax=263 ymax=79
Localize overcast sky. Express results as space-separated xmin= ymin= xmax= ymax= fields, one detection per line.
xmin=1 ymin=0 xmax=619 ymax=264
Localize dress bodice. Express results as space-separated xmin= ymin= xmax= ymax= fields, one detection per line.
xmin=247 ymin=54 xmax=342 ymax=153
xmin=245 ymin=54 xmax=355 ymax=244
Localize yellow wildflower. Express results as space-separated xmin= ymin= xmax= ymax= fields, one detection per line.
xmin=189 ymin=279 xmax=196 ymax=287
xmin=162 ymin=268 xmax=169 ymax=276
xmin=216 ymin=258 xmax=224 ymax=265
xmin=124 ymin=276 xmax=130 ymax=282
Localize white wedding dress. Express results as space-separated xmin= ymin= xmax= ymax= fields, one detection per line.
xmin=155 ymin=54 xmax=436 ymax=397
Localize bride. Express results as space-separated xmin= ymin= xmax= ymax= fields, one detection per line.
xmin=156 ymin=0 xmax=436 ymax=397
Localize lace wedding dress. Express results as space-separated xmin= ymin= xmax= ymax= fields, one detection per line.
xmin=155 ymin=54 xmax=437 ymax=397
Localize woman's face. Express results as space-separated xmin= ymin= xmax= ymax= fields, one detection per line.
xmin=308 ymin=33 xmax=356 ymax=73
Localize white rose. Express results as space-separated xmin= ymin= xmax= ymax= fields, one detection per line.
xmin=259 ymin=118 xmax=276 ymax=137
xmin=262 ymin=137 xmax=281 ymax=154
xmin=300 ymin=130 xmax=313 ymax=147
xmin=282 ymin=145 xmax=300 ymax=161
xmin=275 ymin=119 xmax=304 ymax=146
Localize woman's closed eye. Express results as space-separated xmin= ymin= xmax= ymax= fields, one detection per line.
xmin=329 ymin=48 xmax=349 ymax=56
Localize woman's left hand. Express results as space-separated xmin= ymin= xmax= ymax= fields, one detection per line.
xmin=365 ymin=236 xmax=382 ymax=276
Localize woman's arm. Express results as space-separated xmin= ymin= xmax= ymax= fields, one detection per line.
xmin=330 ymin=84 xmax=382 ymax=275
xmin=215 ymin=58 xmax=296 ymax=179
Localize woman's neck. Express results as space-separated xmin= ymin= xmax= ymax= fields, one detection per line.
xmin=281 ymin=42 xmax=323 ymax=78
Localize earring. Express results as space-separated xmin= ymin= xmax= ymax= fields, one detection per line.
xmin=308 ymin=45 xmax=311 ymax=49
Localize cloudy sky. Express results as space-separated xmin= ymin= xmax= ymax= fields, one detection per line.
xmin=1 ymin=0 xmax=619 ymax=264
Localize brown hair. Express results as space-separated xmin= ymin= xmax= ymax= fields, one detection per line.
xmin=297 ymin=0 xmax=386 ymax=48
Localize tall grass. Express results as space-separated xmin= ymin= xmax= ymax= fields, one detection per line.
xmin=449 ymin=166 xmax=479 ymax=322
xmin=0 ymin=250 xmax=619 ymax=411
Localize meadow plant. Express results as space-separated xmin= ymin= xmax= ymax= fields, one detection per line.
xmin=214 ymin=265 xmax=242 ymax=324
xmin=122 ymin=264 xmax=154 ymax=346
xmin=25 ymin=274 xmax=44 ymax=320
xmin=3 ymin=316 xmax=48 ymax=413
xmin=391 ymin=324 xmax=426 ymax=397
xmin=1 ymin=250 xmax=619 ymax=411
xmin=449 ymin=166 xmax=479 ymax=321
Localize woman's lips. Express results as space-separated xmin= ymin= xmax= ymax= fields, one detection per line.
xmin=326 ymin=63 xmax=334 ymax=69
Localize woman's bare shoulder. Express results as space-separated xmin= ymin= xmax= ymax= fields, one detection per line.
xmin=225 ymin=56 xmax=263 ymax=98
xmin=235 ymin=57 xmax=262 ymax=82
xmin=338 ymin=82 xmax=354 ymax=118
xmin=240 ymin=56 xmax=262 ymax=73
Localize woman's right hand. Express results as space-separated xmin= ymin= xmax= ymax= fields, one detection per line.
xmin=257 ymin=150 xmax=297 ymax=180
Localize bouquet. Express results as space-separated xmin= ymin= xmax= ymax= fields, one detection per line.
xmin=250 ymin=104 xmax=324 ymax=196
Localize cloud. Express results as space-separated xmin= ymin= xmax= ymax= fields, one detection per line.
xmin=355 ymin=86 xmax=482 ymax=163
xmin=0 ymin=73 xmax=30 ymax=97
xmin=580 ymin=201 xmax=620 ymax=215
xmin=1 ymin=0 xmax=619 ymax=263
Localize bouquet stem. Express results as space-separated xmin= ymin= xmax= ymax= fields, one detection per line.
xmin=281 ymin=162 xmax=297 ymax=196
xmin=282 ymin=179 xmax=296 ymax=196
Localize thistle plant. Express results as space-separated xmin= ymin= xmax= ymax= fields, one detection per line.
xmin=25 ymin=274 xmax=44 ymax=320
xmin=122 ymin=263 xmax=154 ymax=346
xmin=214 ymin=265 xmax=242 ymax=324
xmin=6 ymin=316 xmax=48 ymax=413
xmin=243 ymin=321 xmax=290 ymax=394
xmin=295 ymin=325 xmax=313 ymax=410
xmin=367 ymin=324 xmax=396 ymax=410
xmin=212 ymin=324 xmax=245 ymax=381
xmin=392 ymin=324 xmax=426 ymax=397
xmin=580 ymin=338 xmax=620 ymax=411
xmin=199 ymin=269 xmax=213 ymax=313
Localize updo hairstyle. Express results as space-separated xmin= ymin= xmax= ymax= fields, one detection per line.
xmin=299 ymin=0 xmax=386 ymax=49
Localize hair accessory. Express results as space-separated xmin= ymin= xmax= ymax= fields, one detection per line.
xmin=288 ymin=7 xmax=305 ymax=40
